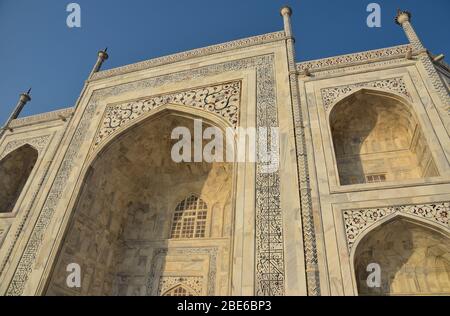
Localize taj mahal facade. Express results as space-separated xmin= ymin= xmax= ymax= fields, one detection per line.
xmin=0 ymin=7 xmax=449 ymax=296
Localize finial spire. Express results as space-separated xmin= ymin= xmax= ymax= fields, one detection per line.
xmin=395 ymin=9 xmax=411 ymax=25
xmin=394 ymin=9 xmax=450 ymax=135
xmin=19 ymin=88 xmax=32 ymax=104
xmin=89 ymin=48 xmax=109 ymax=79
xmin=280 ymin=5 xmax=294 ymax=39
xmin=394 ymin=9 xmax=423 ymax=51
xmin=0 ymin=89 xmax=33 ymax=137
xmin=280 ymin=5 xmax=292 ymax=17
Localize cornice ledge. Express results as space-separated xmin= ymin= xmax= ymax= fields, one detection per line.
xmin=9 ymin=107 xmax=74 ymax=128
xmin=90 ymin=31 xmax=286 ymax=81
xmin=296 ymin=44 xmax=412 ymax=74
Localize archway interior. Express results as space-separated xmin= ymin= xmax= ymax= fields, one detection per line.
xmin=330 ymin=91 xmax=439 ymax=185
xmin=355 ymin=218 xmax=450 ymax=296
xmin=46 ymin=112 xmax=233 ymax=295
xmin=0 ymin=145 xmax=38 ymax=213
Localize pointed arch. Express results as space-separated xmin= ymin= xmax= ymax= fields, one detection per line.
xmin=327 ymin=87 xmax=412 ymax=114
xmin=162 ymin=284 xmax=197 ymax=296
xmin=46 ymin=108 xmax=235 ymax=295
xmin=329 ymin=88 xmax=439 ymax=185
xmin=353 ymin=215 xmax=450 ymax=296
xmin=0 ymin=144 xmax=38 ymax=213
xmin=0 ymin=142 xmax=38 ymax=161
xmin=349 ymin=211 xmax=450 ymax=259
xmin=89 ymin=103 xmax=235 ymax=164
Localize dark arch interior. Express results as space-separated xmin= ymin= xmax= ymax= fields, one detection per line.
xmin=0 ymin=145 xmax=38 ymax=213
xmin=330 ymin=90 xmax=439 ymax=185
xmin=354 ymin=217 xmax=450 ymax=296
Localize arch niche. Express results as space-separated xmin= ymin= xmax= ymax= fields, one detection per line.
xmin=0 ymin=144 xmax=38 ymax=213
xmin=354 ymin=216 xmax=450 ymax=296
xmin=329 ymin=89 xmax=439 ymax=185
xmin=46 ymin=107 xmax=235 ymax=296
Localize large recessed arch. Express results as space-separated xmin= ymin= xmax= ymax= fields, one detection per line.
xmin=0 ymin=144 xmax=38 ymax=214
xmin=329 ymin=89 xmax=439 ymax=185
xmin=45 ymin=106 xmax=236 ymax=296
xmin=354 ymin=216 xmax=450 ymax=296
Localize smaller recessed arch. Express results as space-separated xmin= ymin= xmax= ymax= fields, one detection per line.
xmin=0 ymin=144 xmax=38 ymax=213
xmin=162 ymin=284 xmax=197 ymax=296
xmin=329 ymin=89 xmax=439 ymax=185
xmin=354 ymin=216 xmax=450 ymax=296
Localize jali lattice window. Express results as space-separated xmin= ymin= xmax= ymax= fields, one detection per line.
xmin=170 ymin=195 xmax=208 ymax=239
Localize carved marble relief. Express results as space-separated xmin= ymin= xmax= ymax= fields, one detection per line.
xmin=0 ymin=134 xmax=53 ymax=276
xmin=296 ymin=45 xmax=411 ymax=74
xmin=91 ymin=32 xmax=286 ymax=80
xmin=0 ymin=135 xmax=51 ymax=160
xmin=93 ymin=81 xmax=241 ymax=151
xmin=343 ymin=202 xmax=450 ymax=251
xmin=321 ymin=77 xmax=411 ymax=111
xmin=8 ymin=108 xmax=73 ymax=130
xmin=158 ymin=276 xmax=203 ymax=296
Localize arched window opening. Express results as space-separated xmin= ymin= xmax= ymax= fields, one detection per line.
xmin=0 ymin=145 xmax=38 ymax=213
xmin=330 ymin=90 xmax=439 ymax=186
xmin=170 ymin=195 xmax=208 ymax=239
xmin=354 ymin=218 xmax=450 ymax=296
xmin=163 ymin=285 xmax=195 ymax=296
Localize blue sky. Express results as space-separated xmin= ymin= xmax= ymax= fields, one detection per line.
xmin=0 ymin=0 xmax=449 ymax=122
